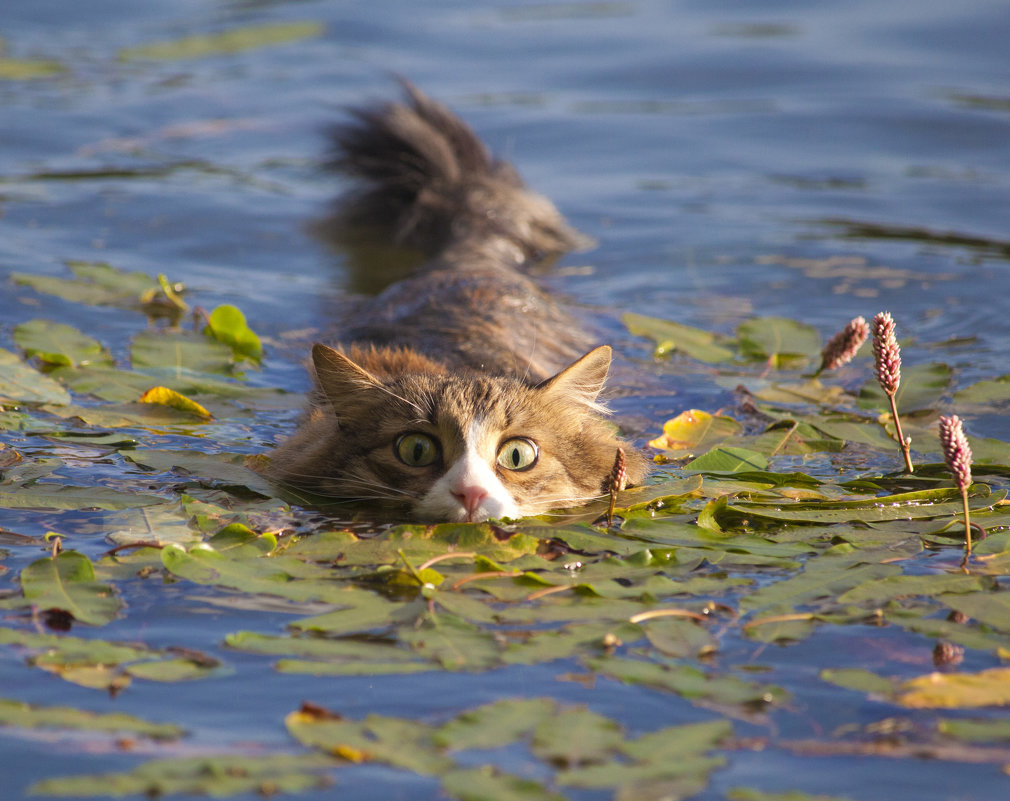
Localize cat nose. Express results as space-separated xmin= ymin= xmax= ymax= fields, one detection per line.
xmin=452 ymin=485 xmax=488 ymax=521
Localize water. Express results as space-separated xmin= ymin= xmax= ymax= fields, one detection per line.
xmin=2 ymin=1 xmax=1010 ymax=799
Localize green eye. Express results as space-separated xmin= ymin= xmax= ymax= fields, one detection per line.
xmin=395 ymin=433 xmax=439 ymax=467
xmin=496 ymin=438 xmax=538 ymax=471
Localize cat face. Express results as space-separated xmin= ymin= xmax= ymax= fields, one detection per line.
xmin=268 ymin=345 xmax=650 ymax=522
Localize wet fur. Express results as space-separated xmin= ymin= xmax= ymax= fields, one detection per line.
xmin=269 ymin=83 xmax=650 ymax=520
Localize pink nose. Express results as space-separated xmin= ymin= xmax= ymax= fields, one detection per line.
xmin=452 ymin=485 xmax=488 ymax=521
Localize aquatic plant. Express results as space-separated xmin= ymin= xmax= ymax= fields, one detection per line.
xmin=872 ymin=311 xmax=914 ymax=473
xmin=817 ymin=315 xmax=868 ymax=374
xmin=939 ymin=414 xmax=974 ymax=553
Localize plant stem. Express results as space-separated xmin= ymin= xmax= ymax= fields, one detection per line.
xmin=887 ymin=391 xmax=914 ymax=473
xmin=961 ymin=486 xmax=972 ymax=554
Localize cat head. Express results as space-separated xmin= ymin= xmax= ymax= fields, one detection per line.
xmin=271 ymin=344 xmax=649 ymax=522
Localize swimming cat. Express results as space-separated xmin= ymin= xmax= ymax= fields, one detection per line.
xmin=268 ymin=82 xmax=650 ymax=522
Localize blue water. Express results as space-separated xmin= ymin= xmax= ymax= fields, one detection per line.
xmin=2 ymin=1 xmax=1010 ymax=798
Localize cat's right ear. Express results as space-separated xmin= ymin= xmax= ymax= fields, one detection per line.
xmin=311 ymin=344 xmax=383 ymax=412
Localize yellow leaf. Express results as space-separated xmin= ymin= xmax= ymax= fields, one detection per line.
xmin=649 ymin=409 xmax=740 ymax=451
xmin=333 ymin=744 xmax=366 ymax=763
xmin=896 ymin=667 xmax=1010 ymax=709
xmin=139 ymin=386 xmax=212 ymax=419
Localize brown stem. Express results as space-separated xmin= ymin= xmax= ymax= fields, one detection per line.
xmin=887 ymin=391 xmax=914 ymax=473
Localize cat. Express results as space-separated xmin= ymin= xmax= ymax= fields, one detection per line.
xmin=267 ymin=82 xmax=650 ymax=522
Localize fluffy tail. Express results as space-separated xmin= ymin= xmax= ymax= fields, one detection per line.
xmin=327 ymin=80 xmax=590 ymax=266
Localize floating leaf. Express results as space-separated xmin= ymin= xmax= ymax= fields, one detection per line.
xmin=131 ymin=330 xmax=236 ymax=375
xmin=896 ymin=667 xmax=1010 ymax=709
xmin=937 ymin=717 xmax=1010 ymax=742
xmin=589 ymin=656 xmax=786 ymax=711
xmin=0 ymin=348 xmax=71 ymax=405
xmin=30 ymin=754 xmax=334 ymax=797
xmin=138 ymin=387 xmax=213 ymax=419
xmin=12 ymin=261 xmax=160 ymax=310
xmin=286 ymin=707 xmax=453 ymax=775
xmin=19 ymin=551 xmax=122 ymax=626
xmin=728 ymin=790 xmax=860 ymax=801
xmin=648 ymin=409 xmax=740 ymax=452
xmin=683 ymin=446 xmax=768 ymax=473
xmin=50 ymin=364 xmax=296 ymax=407
xmin=819 ymin=668 xmax=896 ymax=696
xmin=0 ymin=484 xmax=164 ymax=511
xmin=205 ymin=304 xmax=263 ymax=363
xmin=119 ymin=21 xmax=325 ymax=61
xmin=441 ymin=768 xmax=567 ymax=801
xmin=0 ymin=58 xmax=66 ymax=79
xmin=0 ymin=697 xmax=183 ymax=740
xmin=623 ymin=313 xmax=734 ymax=363
xmin=436 ymin=698 xmax=555 ymax=750
xmin=858 ymin=362 xmax=952 ymax=413
xmin=13 ymin=320 xmax=113 ymax=368
xmin=737 ymin=316 xmax=821 ymax=366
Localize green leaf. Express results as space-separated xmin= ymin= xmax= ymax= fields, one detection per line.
xmin=30 ymin=754 xmax=334 ymax=797
xmin=121 ymin=449 xmax=277 ymax=496
xmin=0 ymin=484 xmax=165 ymax=511
xmin=12 ymin=261 xmax=160 ymax=310
xmin=858 ymin=362 xmax=952 ymax=413
xmin=532 ymin=706 xmax=625 ymax=767
xmin=0 ymin=348 xmax=71 ymax=405
xmin=623 ymin=313 xmax=734 ymax=363
xmin=0 ymin=697 xmax=183 ymax=740
xmin=837 ymin=574 xmax=983 ymax=604
xmin=737 ymin=316 xmax=821 ymax=366
xmin=819 ymin=668 xmax=895 ymax=696
xmin=728 ymin=790 xmax=861 ymax=801
xmin=119 ymin=21 xmax=324 ymax=61
xmin=205 ymin=304 xmax=263 ymax=362
xmin=436 ymin=698 xmax=555 ymax=750
xmin=13 ymin=320 xmax=114 ymax=368
xmin=19 ymin=551 xmax=122 ymax=626
xmin=740 ymin=562 xmax=902 ymax=613
xmin=0 ymin=58 xmax=66 ymax=79
xmin=937 ymin=717 xmax=1010 ymax=742
xmin=442 ymin=767 xmax=568 ymax=801
xmin=286 ymin=708 xmax=453 ymax=775
xmin=683 ymin=446 xmax=769 ymax=473
xmin=131 ymin=329 xmax=237 ymax=374
xmin=589 ymin=656 xmax=787 ymax=710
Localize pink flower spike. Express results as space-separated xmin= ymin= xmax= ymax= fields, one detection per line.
xmin=939 ymin=414 xmax=973 ymax=492
xmin=872 ymin=311 xmax=901 ymax=395
xmin=939 ymin=414 xmax=974 ymax=554
xmin=820 ymin=316 xmax=869 ymax=372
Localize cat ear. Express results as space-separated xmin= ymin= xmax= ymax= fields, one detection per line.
xmin=312 ymin=344 xmax=383 ymax=412
xmin=536 ymin=345 xmax=612 ymax=412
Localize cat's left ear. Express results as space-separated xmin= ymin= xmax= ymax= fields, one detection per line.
xmin=536 ymin=345 xmax=611 ymax=412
